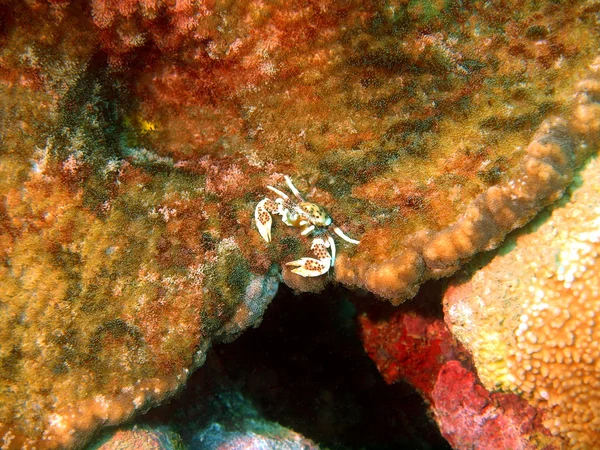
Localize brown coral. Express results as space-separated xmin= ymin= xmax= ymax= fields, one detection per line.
xmin=337 ymin=60 xmax=600 ymax=303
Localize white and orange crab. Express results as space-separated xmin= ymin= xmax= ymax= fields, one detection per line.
xmin=255 ymin=176 xmax=360 ymax=277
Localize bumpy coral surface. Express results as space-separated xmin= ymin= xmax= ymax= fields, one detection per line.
xmin=105 ymin=0 xmax=600 ymax=304
xmin=90 ymin=426 xmax=184 ymax=450
xmin=0 ymin=22 xmax=280 ymax=446
xmin=2 ymin=0 xmax=600 ymax=448
xmin=359 ymin=302 xmax=560 ymax=449
xmin=86 ymin=346 xmax=323 ymax=450
xmin=9 ymin=0 xmax=599 ymax=305
xmin=444 ymin=154 xmax=600 ymax=448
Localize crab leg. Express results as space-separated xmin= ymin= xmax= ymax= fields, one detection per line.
xmin=266 ymin=185 xmax=289 ymax=200
xmin=333 ymin=226 xmax=360 ymax=245
xmin=301 ymin=225 xmax=315 ymax=236
xmin=255 ymin=198 xmax=279 ymax=243
xmin=284 ymin=175 xmax=305 ymax=201
xmin=327 ymin=233 xmax=336 ymax=266
xmin=286 ymin=237 xmax=331 ymax=277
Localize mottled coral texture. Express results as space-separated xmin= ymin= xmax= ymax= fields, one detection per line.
xmin=90 ymin=0 xmax=600 ymax=304
xmin=444 ymin=152 xmax=600 ymax=449
xmin=432 ymin=361 xmax=559 ymax=450
xmin=1 ymin=0 xmax=600 ymax=448
xmin=91 ymin=426 xmax=185 ymax=450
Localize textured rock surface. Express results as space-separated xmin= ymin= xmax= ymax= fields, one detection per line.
xmin=84 ymin=339 xmax=329 ymax=450
xmin=189 ymin=391 xmax=321 ymax=450
xmin=432 ymin=360 xmax=559 ymax=450
xmin=100 ymin=0 xmax=600 ymax=303
xmin=0 ymin=51 xmax=280 ymax=448
xmin=2 ymin=1 xmax=600 ymax=448
xmin=88 ymin=394 xmax=319 ymax=450
xmin=89 ymin=426 xmax=185 ymax=450
xmin=444 ymin=153 xmax=600 ymax=449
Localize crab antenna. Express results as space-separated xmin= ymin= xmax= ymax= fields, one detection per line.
xmin=333 ymin=226 xmax=360 ymax=245
xmin=327 ymin=233 xmax=336 ymax=266
xmin=267 ymin=185 xmax=289 ymax=200
xmin=284 ymin=175 xmax=305 ymax=201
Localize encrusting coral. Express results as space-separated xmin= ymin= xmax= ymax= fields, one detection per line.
xmin=2 ymin=0 xmax=600 ymax=448
xmin=444 ymin=153 xmax=600 ymax=448
xmin=337 ymin=59 xmax=600 ymax=302
xmin=0 ymin=6 xmax=280 ymax=445
xmin=89 ymin=426 xmax=185 ymax=450
xmin=7 ymin=0 xmax=597 ymax=305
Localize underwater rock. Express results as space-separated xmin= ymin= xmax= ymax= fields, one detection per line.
xmin=89 ymin=426 xmax=184 ymax=450
xmin=87 ymin=399 xmax=320 ymax=450
xmin=85 ymin=353 xmax=321 ymax=450
xmin=359 ymin=303 xmax=457 ymax=393
xmin=0 ymin=59 xmax=280 ymax=448
xmin=444 ymin=153 xmax=600 ymax=449
xmin=8 ymin=1 xmax=600 ymax=305
xmin=84 ymin=0 xmax=600 ymax=304
xmin=337 ymin=64 xmax=600 ymax=302
xmin=432 ymin=360 xmax=560 ymax=450
xmin=190 ymin=390 xmax=321 ymax=450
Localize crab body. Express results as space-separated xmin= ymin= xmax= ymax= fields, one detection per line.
xmin=255 ymin=176 xmax=360 ymax=277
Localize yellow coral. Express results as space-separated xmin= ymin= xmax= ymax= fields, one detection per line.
xmin=444 ymin=154 xmax=600 ymax=449
xmin=138 ymin=118 xmax=158 ymax=134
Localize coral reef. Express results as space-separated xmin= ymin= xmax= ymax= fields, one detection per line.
xmin=103 ymin=0 xmax=600 ymax=305
xmin=85 ymin=336 xmax=325 ymax=450
xmin=88 ymin=392 xmax=319 ymax=450
xmin=190 ymin=390 xmax=321 ymax=450
xmin=89 ymin=426 xmax=184 ymax=450
xmin=93 ymin=288 xmax=450 ymax=449
xmin=432 ymin=360 xmax=559 ymax=450
xmin=359 ymin=298 xmax=457 ymax=392
xmin=444 ymin=153 xmax=600 ymax=448
xmin=2 ymin=0 xmax=600 ymax=448
xmin=337 ymin=60 xmax=600 ymax=302
xmin=359 ymin=299 xmax=562 ymax=449
xmin=8 ymin=0 xmax=599 ymax=305
xmin=0 ymin=42 xmax=280 ymax=446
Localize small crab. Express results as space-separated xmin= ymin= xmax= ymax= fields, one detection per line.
xmin=254 ymin=175 xmax=360 ymax=277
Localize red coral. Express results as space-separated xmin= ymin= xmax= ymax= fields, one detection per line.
xmin=359 ymin=308 xmax=457 ymax=396
xmin=432 ymin=361 xmax=558 ymax=450
xmin=359 ymin=304 xmax=559 ymax=449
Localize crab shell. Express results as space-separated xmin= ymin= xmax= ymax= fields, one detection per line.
xmin=283 ymin=202 xmax=332 ymax=229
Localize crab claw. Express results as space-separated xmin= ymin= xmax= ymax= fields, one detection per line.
xmin=286 ymin=257 xmax=331 ymax=277
xmin=286 ymin=237 xmax=332 ymax=277
xmin=255 ymin=198 xmax=273 ymax=242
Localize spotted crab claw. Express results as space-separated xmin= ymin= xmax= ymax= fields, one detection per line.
xmin=255 ymin=198 xmax=276 ymax=242
xmin=286 ymin=237 xmax=332 ymax=277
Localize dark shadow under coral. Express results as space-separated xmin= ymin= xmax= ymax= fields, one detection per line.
xmin=143 ymin=283 xmax=451 ymax=450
